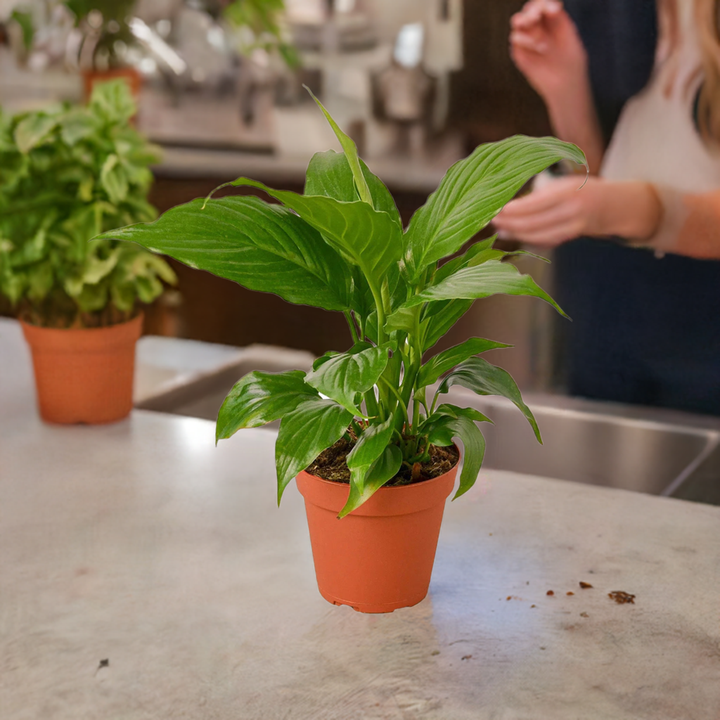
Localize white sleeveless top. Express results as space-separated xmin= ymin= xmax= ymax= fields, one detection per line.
xmin=600 ymin=1 xmax=720 ymax=193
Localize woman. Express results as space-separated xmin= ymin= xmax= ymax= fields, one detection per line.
xmin=494 ymin=0 xmax=720 ymax=415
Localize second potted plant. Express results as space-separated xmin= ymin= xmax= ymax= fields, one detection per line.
xmin=0 ymin=80 xmax=176 ymax=424
xmin=98 ymin=92 xmax=585 ymax=611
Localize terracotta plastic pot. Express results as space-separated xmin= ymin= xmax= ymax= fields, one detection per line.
xmin=296 ymin=461 xmax=458 ymax=613
xmin=21 ymin=314 xmax=143 ymax=425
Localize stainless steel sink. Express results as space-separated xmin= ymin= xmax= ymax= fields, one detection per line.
xmin=136 ymin=345 xmax=720 ymax=504
xmin=446 ymin=390 xmax=720 ymax=498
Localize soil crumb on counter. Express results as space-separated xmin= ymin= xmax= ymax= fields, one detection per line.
xmin=306 ymin=437 xmax=459 ymax=486
xmin=608 ymin=591 xmax=636 ymax=604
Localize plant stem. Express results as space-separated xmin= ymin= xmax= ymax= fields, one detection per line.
xmin=344 ymin=310 xmax=359 ymax=343
xmin=378 ymin=375 xmax=409 ymax=430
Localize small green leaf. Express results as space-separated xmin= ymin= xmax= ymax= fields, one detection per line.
xmin=305 ymin=87 xmax=373 ymax=205
xmin=305 ymin=150 xmax=401 ymax=227
xmin=417 ymin=337 xmax=511 ymax=389
xmin=276 ymin=398 xmax=353 ymax=503
xmin=439 ymin=356 xmax=541 ymax=443
xmin=446 ymin=416 xmax=486 ymax=499
xmin=434 ymin=236 xmax=500 ymax=284
xmin=404 ymin=261 xmax=568 ymax=318
xmin=305 ymin=342 xmax=391 ymax=415
xmin=14 ymin=114 xmax=57 ymax=154
xmin=434 ymin=403 xmax=493 ymax=424
xmin=217 ymin=370 xmax=319 ymax=441
xmin=100 ymin=154 xmax=129 ymax=204
xmin=346 ymin=415 xmax=395 ymax=470
xmin=339 ymin=444 xmax=403 ymax=518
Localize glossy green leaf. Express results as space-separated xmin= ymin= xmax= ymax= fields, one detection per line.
xmin=96 ymin=195 xmax=354 ymax=311
xmin=446 ymin=416 xmax=486 ymax=499
xmin=403 ymin=260 xmax=568 ymax=318
xmin=347 ymin=415 xmax=396 ymax=470
xmin=421 ymin=299 xmax=474 ymax=353
xmin=305 ymin=342 xmax=391 ymax=415
xmin=216 ymin=370 xmax=319 ymax=441
xmin=417 ymin=337 xmax=511 ymax=389
xmin=434 ymin=236 xmax=500 ymax=284
xmin=405 ymin=135 xmax=586 ymax=279
xmin=276 ymin=398 xmax=353 ymax=503
xmin=439 ymin=356 xmax=541 ymax=443
xmin=340 ymin=444 xmax=403 ymax=518
xmin=435 ymin=403 xmax=493 ymax=424
xmin=305 ymin=87 xmax=373 ymax=205
xmin=227 ymin=178 xmax=403 ymax=285
xmin=304 ymin=150 xmax=401 ymax=226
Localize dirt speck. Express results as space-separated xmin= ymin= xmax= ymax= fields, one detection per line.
xmin=579 ymin=581 xmax=594 ymax=589
xmin=609 ymin=590 xmax=635 ymax=604
xmin=547 ymin=590 xmax=554 ymax=596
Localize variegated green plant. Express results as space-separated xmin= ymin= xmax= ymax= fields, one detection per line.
xmin=98 ymin=91 xmax=585 ymax=516
xmin=0 ymin=80 xmax=176 ymax=328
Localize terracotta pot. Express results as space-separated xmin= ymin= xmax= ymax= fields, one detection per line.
xmin=296 ymin=461 xmax=458 ymax=613
xmin=21 ymin=314 xmax=143 ymax=425
xmin=83 ymin=67 xmax=142 ymax=103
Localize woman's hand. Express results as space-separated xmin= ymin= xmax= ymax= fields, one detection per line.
xmin=509 ymin=1 xmax=605 ymax=173
xmin=493 ymin=177 xmax=663 ymax=247
xmin=509 ymin=0 xmax=588 ymax=103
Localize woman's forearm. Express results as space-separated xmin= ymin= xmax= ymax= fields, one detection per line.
xmin=647 ymin=188 xmax=720 ymax=259
xmin=544 ymin=77 xmax=606 ymax=175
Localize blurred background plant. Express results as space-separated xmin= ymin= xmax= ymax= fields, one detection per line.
xmin=223 ymin=0 xmax=298 ymax=69
xmin=0 ymin=79 xmax=176 ymax=328
xmin=62 ymin=0 xmax=138 ymax=70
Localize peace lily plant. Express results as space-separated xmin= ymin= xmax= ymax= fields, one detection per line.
xmin=98 ymin=93 xmax=585 ymax=518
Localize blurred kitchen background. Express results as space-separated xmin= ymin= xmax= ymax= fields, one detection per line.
xmin=0 ymin=0 xmax=556 ymax=390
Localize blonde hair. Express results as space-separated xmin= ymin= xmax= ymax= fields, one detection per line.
xmin=659 ymin=0 xmax=720 ymax=145
xmin=695 ymin=0 xmax=720 ymax=144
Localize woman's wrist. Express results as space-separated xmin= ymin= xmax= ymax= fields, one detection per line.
xmin=603 ymin=182 xmax=663 ymax=242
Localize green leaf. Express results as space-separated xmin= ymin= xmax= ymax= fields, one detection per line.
xmin=14 ymin=114 xmax=57 ymax=154
xmin=384 ymin=305 xmax=417 ymax=334
xmin=404 ymin=260 xmax=568 ymax=318
xmin=89 ymin=79 xmax=136 ymax=124
xmin=276 ymin=398 xmax=353 ymax=503
xmin=439 ymin=356 xmax=541 ymax=443
xmin=60 ymin=109 xmax=96 ymax=145
xmin=96 ymin=196 xmax=354 ymax=312
xmin=304 ymin=150 xmax=401 ymax=227
xmin=346 ymin=415 xmax=396 ymax=470
xmin=421 ymin=299 xmax=474 ymax=353
xmin=434 ymin=403 xmax=493 ymax=424
xmin=227 ymin=178 xmax=403 ymax=286
xmin=100 ymin=154 xmax=129 ymax=204
xmin=417 ymin=337 xmax=511 ymax=389
xmin=216 ymin=370 xmax=319 ymax=441
xmin=434 ymin=236 xmax=501 ymax=284
xmin=405 ymin=135 xmax=587 ymax=279
xmin=305 ymin=342 xmax=391 ymax=415
xmin=446 ymin=416 xmax=486 ymax=499
xmin=305 ymin=87 xmax=373 ymax=205
xmin=82 ymin=250 xmax=119 ymax=284
xmin=339 ymin=444 xmax=403 ymax=518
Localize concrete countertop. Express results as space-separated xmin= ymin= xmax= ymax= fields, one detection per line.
xmin=1 ymin=411 xmax=720 ymax=719
xmin=2 ymin=321 xmax=720 ymax=718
